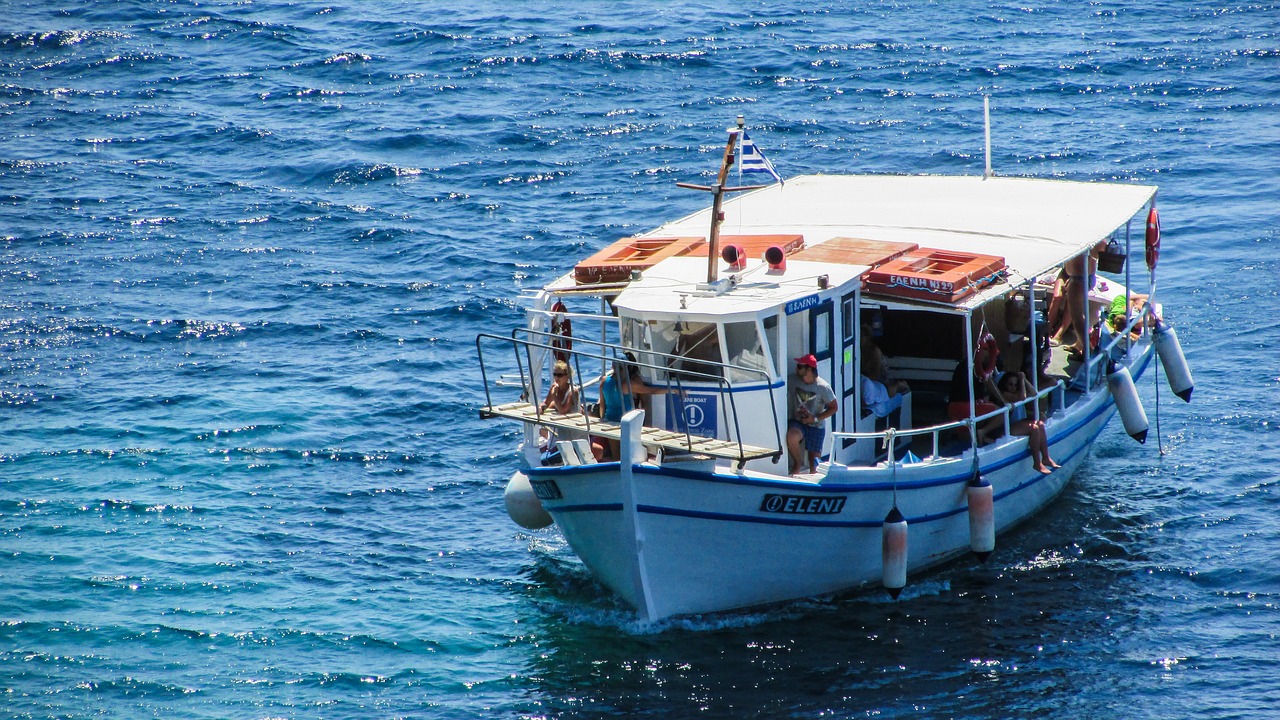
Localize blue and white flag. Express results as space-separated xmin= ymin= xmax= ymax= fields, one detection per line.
xmin=739 ymin=131 xmax=782 ymax=184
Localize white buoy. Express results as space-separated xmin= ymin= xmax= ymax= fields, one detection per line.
xmin=1107 ymin=363 xmax=1149 ymax=444
xmin=967 ymin=472 xmax=995 ymax=561
xmin=1153 ymin=320 xmax=1194 ymax=402
xmin=504 ymin=471 xmax=553 ymax=529
xmin=882 ymin=506 xmax=908 ymax=599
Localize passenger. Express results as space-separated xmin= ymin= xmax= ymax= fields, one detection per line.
xmin=947 ymin=344 xmax=1002 ymax=445
xmin=541 ymin=360 xmax=579 ymax=414
xmin=860 ymin=350 xmax=909 ymax=418
xmin=786 ymin=354 xmax=838 ymax=476
xmin=592 ymin=355 xmax=673 ymax=461
xmin=861 ymin=324 xmax=890 ymax=384
xmin=1045 ymin=269 xmax=1068 ymax=341
xmin=995 ymin=371 xmax=1060 ymax=474
xmin=1106 ymin=292 xmax=1150 ymax=337
xmin=1051 ymin=241 xmax=1108 ymax=358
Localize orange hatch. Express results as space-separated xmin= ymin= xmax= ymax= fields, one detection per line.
xmin=864 ymin=248 xmax=1005 ymax=303
xmin=573 ymin=236 xmax=705 ymax=285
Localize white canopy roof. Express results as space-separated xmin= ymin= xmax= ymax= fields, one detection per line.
xmin=641 ymin=174 xmax=1156 ymax=311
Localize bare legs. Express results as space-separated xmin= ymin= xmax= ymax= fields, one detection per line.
xmin=1009 ymin=420 xmax=1059 ymax=473
xmin=786 ymin=425 xmax=815 ymax=475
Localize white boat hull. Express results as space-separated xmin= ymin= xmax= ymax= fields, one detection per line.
xmin=527 ymin=347 xmax=1152 ymax=620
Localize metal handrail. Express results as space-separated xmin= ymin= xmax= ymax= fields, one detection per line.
xmin=513 ymin=326 xmax=783 ymax=456
xmin=515 ymin=327 xmax=783 ymax=458
xmin=831 ymin=379 xmax=1066 ymax=462
xmin=478 ymin=330 xmax=784 ymax=460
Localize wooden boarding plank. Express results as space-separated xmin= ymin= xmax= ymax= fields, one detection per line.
xmin=480 ymin=402 xmax=778 ymax=461
xmin=791 ymin=236 xmax=918 ymax=267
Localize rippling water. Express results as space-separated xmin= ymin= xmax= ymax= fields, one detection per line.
xmin=2 ymin=1 xmax=1277 ymax=718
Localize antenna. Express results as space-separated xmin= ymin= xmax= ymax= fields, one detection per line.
xmin=983 ymin=95 xmax=993 ymax=179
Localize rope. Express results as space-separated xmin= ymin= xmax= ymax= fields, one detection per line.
xmin=1144 ymin=304 xmax=1166 ymax=457
xmin=1154 ymin=342 xmax=1165 ymax=456
xmin=969 ymin=418 xmax=981 ymax=477
xmin=885 ymin=427 xmax=898 ymax=505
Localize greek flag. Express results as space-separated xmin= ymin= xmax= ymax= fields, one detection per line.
xmin=739 ymin=131 xmax=782 ymax=184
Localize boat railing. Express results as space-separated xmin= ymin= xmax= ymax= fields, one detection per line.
xmin=831 ymin=379 xmax=1067 ymax=463
xmin=476 ymin=330 xmax=784 ymax=464
xmin=1080 ymin=306 xmax=1152 ymax=384
xmin=516 ymin=327 xmax=784 ymax=458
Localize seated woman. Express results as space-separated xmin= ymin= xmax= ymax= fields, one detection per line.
xmin=539 ymin=360 xmax=585 ymax=459
xmin=860 ymin=349 xmax=909 ymax=419
xmin=541 ymin=360 xmax=579 ymax=414
xmin=591 ymin=356 xmax=673 ymax=461
xmin=947 ymin=343 xmax=1003 ymax=445
xmin=995 ymin=371 xmax=1060 ymax=474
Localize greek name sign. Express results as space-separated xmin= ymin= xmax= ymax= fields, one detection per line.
xmin=785 ymin=293 xmax=821 ymax=315
xmin=888 ymin=274 xmax=954 ymax=292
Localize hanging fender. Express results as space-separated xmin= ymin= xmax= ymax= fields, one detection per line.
xmin=1153 ymin=319 xmax=1194 ymax=402
xmin=1145 ymin=206 xmax=1160 ymax=272
xmin=967 ymin=472 xmax=995 ymax=561
xmin=549 ymin=300 xmax=572 ymax=362
xmin=881 ymin=505 xmax=908 ymax=599
xmin=1107 ymin=362 xmax=1149 ymax=444
xmin=504 ymin=471 xmax=553 ymax=530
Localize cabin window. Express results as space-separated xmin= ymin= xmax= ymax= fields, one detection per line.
xmin=725 ymin=320 xmax=767 ymax=383
xmin=762 ymin=314 xmax=780 ymax=376
xmin=670 ymin=321 xmax=723 ymax=379
xmin=812 ymin=302 xmax=832 ymax=359
xmin=620 ymin=318 xmax=667 ymax=383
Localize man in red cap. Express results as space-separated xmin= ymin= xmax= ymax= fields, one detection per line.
xmin=787 ymin=354 xmax=838 ymax=475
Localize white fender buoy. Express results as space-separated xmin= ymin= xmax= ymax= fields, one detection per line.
xmin=967 ymin=472 xmax=995 ymax=561
xmin=882 ymin=506 xmax=908 ymax=599
xmin=1153 ymin=320 xmax=1194 ymax=402
xmin=504 ymin=471 xmax=553 ymax=529
xmin=1107 ymin=363 xmax=1149 ymax=444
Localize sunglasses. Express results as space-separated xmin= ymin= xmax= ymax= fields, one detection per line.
xmin=796 ymin=365 xmax=813 ymax=373
xmin=553 ymin=371 xmax=567 ymax=377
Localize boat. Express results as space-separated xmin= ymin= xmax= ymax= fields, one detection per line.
xmin=476 ymin=116 xmax=1193 ymax=620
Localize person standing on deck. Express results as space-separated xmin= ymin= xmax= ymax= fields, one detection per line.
xmin=786 ymin=354 xmax=838 ymax=475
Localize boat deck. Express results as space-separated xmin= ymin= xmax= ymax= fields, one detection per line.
xmin=480 ymin=401 xmax=781 ymax=463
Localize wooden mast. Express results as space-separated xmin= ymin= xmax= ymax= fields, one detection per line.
xmin=676 ymin=116 xmax=766 ymax=283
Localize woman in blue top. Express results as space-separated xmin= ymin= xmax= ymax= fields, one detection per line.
xmin=592 ymin=356 xmax=670 ymax=460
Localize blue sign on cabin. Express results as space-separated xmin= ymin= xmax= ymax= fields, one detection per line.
xmin=785 ymin=293 xmax=821 ymax=315
xmin=668 ymin=393 xmax=717 ymax=437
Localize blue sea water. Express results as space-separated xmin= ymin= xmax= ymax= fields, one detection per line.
xmin=2 ymin=1 xmax=1278 ymax=717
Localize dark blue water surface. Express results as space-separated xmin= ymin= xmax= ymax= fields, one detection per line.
xmin=2 ymin=1 xmax=1278 ymax=718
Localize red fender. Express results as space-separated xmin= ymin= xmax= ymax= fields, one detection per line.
xmin=1145 ymin=206 xmax=1160 ymax=272
xmin=549 ymin=300 xmax=572 ymax=362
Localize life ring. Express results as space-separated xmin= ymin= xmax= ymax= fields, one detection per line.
xmin=1145 ymin=205 xmax=1160 ymax=272
xmin=975 ymin=332 xmax=999 ymax=381
xmin=549 ymin=300 xmax=572 ymax=362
